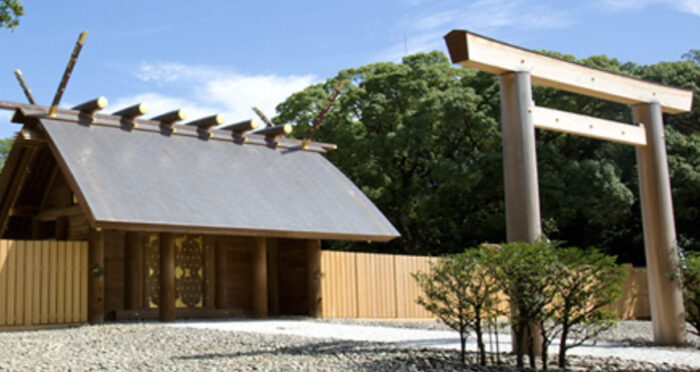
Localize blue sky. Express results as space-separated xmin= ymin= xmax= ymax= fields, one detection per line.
xmin=0 ymin=0 xmax=698 ymax=138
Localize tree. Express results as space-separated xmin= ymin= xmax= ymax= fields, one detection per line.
xmin=484 ymin=241 xmax=557 ymax=369
xmin=539 ymin=248 xmax=624 ymax=369
xmin=680 ymin=251 xmax=700 ymax=335
xmin=414 ymin=250 xmax=501 ymax=366
xmin=0 ymin=137 xmax=13 ymax=169
xmin=277 ymin=52 xmax=504 ymax=256
xmin=276 ymin=50 xmax=700 ymax=264
xmin=0 ymin=0 xmax=23 ymax=29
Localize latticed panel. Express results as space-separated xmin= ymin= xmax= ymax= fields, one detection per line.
xmin=174 ymin=235 xmax=204 ymax=308
xmin=144 ymin=234 xmax=206 ymax=309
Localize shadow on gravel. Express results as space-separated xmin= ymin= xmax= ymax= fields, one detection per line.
xmin=173 ymin=339 xmax=468 ymax=370
xmin=172 ymin=338 xmax=684 ymax=371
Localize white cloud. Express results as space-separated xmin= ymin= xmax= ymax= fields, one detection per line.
xmin=378 ymin=0 xmax=573 ymax=61
xmin=599 ymin=0 xmax=700 ymax=16
xmin=112 ymin=63 xmax=317 ymax=125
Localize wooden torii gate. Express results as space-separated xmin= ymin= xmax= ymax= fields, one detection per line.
xmin=445 ymin=30 xmax=693 ymax=346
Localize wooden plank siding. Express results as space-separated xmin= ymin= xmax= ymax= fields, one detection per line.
xmin=0 ymin=240 xmax=88 ymax=329
xmin=320 ymin=251 xmax=652 ymax=321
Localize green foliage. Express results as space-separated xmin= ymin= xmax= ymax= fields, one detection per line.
xmin=275 ymin=50 xmax=700 ymax=264
xmin=543 ymin=248 xmax=624 ymax=369
xmin=0 ymin=0 xmax=23 ymax=30
xmin=413 ymin=250 xmax=501 ymax=366
xmin=278 ymin=52 xmax=504 ymax=255
xmin=484 ymin=241 xmax=557 ymax=368
xmin=0 ymin=137 xmax=13 ymax=168
xmin=680 ymin=251 xmax=700 ymax=335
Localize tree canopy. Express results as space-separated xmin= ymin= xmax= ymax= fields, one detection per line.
xmin=276 ymin=50 xmax=700 ymax=264
xmin=0 ymin=0 xmax=23 ymax=30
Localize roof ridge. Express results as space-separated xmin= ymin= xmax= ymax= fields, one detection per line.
xmin=1 ymin=100 xmax=337 ymax=153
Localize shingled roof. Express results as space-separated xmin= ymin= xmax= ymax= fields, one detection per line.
xmin=0 ymin=101 xmax=400 ymax=242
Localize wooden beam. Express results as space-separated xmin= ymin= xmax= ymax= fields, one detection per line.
xmin=159 ymin=233 xmax=176 ymax=322
xmin=49 ymin=31 xmax=88 ymax=117
xmin=72 ymin=97 xmax=108 ymax=116
xmin=532 ymin=106 xmax=647 ymax=146
xmin=444 ymin=30 xmax=693 ymax=114
xmin=252 ymin=237 xmax=268 ymax=318
xmin=151 ymin=109 xmax=188 ymax=128
xmin=17 ymin=128 xmax=46 ymax=146
xmin=13 ymin=70 xmax=37 ymax=105
xmin=88 ymin=228 xmax=105 ymax=323
xmin=219 ymin=119 xmax=260 ymax=135
xmin=184 ymin=114 xmax=225 ymax=131
xmin=34 ymin=205 xmax=83 ymax=221
xmin=124 ymin=232 xmax=144 ymax=310
xmin=254 ymin=124 xmax=292 ymax=139
xmin=307 ymin=239 xmax=322 ymax=317
xmin=112 ymin=104 xmax=149 ymax=120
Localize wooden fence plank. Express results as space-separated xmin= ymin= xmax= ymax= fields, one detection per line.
xmin=6 ymin=241 xmax=16 ymax=325
xmin=65 ymin=241 xmax=73 ymax=324
xmin=33 ymin=242 xmax=41 ymax=325
xmin=24 ymin=241 xmax=33 ymax=326
xmin=40 ymin=241 xmax=49 ymax=324
xmin=72 ymin=242 xmax=80 ymax=322
xmin=57 ymin=241 xmax=65 ymax=323
xmin=80 ymin=242 xmax=88 ymax=322
xmin=48 ymin=241 xmax=57 ymax=323
xmin=0 ymin=240 xmax=7 ymax=325
xmin=15 ymin=240 xmax=24 ymax=325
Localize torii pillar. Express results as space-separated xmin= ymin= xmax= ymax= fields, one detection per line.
xmin=500 ymin=70 xmax=543 ymax=356
xmin=634 ymin=102 xmax=686 ymax=345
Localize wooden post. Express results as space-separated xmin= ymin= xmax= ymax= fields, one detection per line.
xmin=500 ymin=71 xmax=541 ymax=243
xmin=88 ymin=228 xmax=104 ymax=324
xmin=159 ymin=233 xmax=176 ymax=322
xmin=267 ymin=238 xmax=279 ymax=316
xmin=633 ymin=102 xmax=686 ymax=345
xmin=124 ymin=232 xmax=144 ymax=310
xmin=500 ymin=71 xmax=542 ymax=359
xmin=252 ymin=237 xmax=268 ymax=318
xmin=215 ymin=239 xmax=227 ymax=309
xmin=307 ymin=239 xmax=322 ymax=317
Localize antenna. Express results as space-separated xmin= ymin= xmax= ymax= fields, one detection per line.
xmin=252 ymin=106 xmax=274 ymax=128
xmin=49 ymin=31 xmax=88 ymax=117
xmin=300 ymin=80 xmax=346 ymax=149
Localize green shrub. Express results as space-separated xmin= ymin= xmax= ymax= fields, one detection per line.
xmin=413 ymin=250 xmax=501 ymax=366
xmin=680 ymin=251 xmax=700 ymax=336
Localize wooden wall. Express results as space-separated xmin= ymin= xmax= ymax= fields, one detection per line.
xmin=276 ymin=238 xmax=310 ymax=315
xmin=320 ymin=251 xmax=653 ymax=320
xmin=100 ymin=233 xmax=315 ymax=319
xmin=0 ymin=240 xmax=88 ymax=329
xmin=217 ymin=236 xmax=254 ymax=312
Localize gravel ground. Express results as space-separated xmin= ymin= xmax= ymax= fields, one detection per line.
xmin=318 ymin=318 xmax=700 ymax=347
xmin=0 ymin=321 xmax=698 ymax=371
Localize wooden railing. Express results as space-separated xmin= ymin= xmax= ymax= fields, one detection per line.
xmin=320 ymin=250 xmax=651 ymax=320
xmin=0 ymin=240 xmax=88 ymax=328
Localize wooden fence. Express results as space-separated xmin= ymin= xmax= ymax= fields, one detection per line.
xmin=320 ymin=250 xmax=651 ymax=320
xmin=0 ymin=240 xmax=88 ymax=329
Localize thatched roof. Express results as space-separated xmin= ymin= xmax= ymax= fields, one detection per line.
xmin=1 ymin=102 xmax=399 ymax=242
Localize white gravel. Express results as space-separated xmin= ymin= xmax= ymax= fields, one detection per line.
xmin=172 ymin=319 xmax=700 ymax=368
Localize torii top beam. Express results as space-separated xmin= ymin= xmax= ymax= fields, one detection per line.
xmin=444 ymin=30 xmax=693 ymax=114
